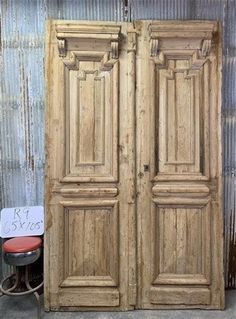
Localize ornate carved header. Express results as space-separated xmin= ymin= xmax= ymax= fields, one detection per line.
xmin=55 ymin=23 xmax=121 ymax=69
xmin=149 ymin=21 xmax=217 ymax=67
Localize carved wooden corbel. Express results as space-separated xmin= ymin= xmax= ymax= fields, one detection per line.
xmin=110 ymin=41 xmax=119 ymax=59
xmin=101 ymin=52 xmax=115 ymax=71
xmin=61 ymin=51 xmax=80 ymax=70
xmin=191 ymin=39 xmax=212 ymax=69
xmin=101 ymin=40 xmax=120 ymax=70
xmin=150 ymin=38 xmax=159 ymax=57
xmin=57 ymin=38 xmax=66 ymax=57
xmin=201 ymin=39 xmax=212 ymax=57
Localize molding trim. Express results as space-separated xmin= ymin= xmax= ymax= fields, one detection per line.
xmin=149 ymin=21 xmax=216 ymax=66
xmin=55 ymin=23 xmax=121 ymax=63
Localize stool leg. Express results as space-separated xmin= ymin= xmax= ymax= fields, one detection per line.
xmin=7 ymin=268 xmax=20 ymax=292
xmin=0 ymin=267 xmax=20 ymax=294
xmin=25 ymin=265 xmax=41 ymax=319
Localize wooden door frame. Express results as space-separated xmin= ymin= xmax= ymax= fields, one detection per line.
xmin=44 ymin=20 xmax=137 ymax=311
xmin=45 ymin=19 xmax=224 ymax=311
xmin=135 ymin=20 xmax=224 ymax=309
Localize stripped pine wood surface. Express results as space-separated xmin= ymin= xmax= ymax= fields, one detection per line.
xmin=135 ymin=20 xmax=224 ymax=309
xmin=45 ymin=20 xmax=224 ymax=311
xmin=45 ymin=20 xmax=136 ymax=311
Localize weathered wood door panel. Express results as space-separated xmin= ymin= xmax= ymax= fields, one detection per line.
xmin=45 ymin=20 xmax=224 ymax=311
xmin=136 ymin=21 xmax=224 ymax=309
xmin=45 ymin=21 xmax=136 ymax=311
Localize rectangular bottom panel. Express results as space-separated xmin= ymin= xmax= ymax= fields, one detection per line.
xmin=150 ymin=287 xmax=210 ymax=305
xmin=58 ymin=288 xmax=120 ymax=307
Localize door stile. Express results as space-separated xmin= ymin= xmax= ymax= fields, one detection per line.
xmin=135 ymin=21 xmax=155 ymax=308
xmin=117 ymin=22 xmax=137 ymax=310
xmin=126 ymin=28 xmax=138 ymax=307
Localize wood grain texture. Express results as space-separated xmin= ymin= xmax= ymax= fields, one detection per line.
xmin=151 ymin=204 xmax=211 ymax=282
xmin=45 ymin=21 xmax=135 ymax=311
xmin=45 ymin=20 xmax=224 ymax=311
xmin=58 ymin=288 xmax=120 ymax=307
xmin=136 ymin=20 xmax=224 ymax=310
xmin=64 ymin=52 xmax=118 ymax=182
xmin=150 ymin=287 xmax=211 ymax=305
xmin=62 ymin=200 xmax=119 ymax=285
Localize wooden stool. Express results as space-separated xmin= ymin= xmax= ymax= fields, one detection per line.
xmin=0 ymin=236 xmax=43 ymax=319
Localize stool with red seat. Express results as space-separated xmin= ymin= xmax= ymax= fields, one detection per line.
xmin=0 ymin=236 xmax=43 ymax=319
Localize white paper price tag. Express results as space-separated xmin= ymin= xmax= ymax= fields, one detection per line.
xmin=0 ymin=206 xmax=44 ymax=238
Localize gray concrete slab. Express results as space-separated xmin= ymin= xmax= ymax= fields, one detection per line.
xmin=0 ymin=290 xmax=235 ymax=319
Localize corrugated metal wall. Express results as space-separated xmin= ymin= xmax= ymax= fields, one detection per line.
xmin=0 ymin=0 xmax=236 ymax=288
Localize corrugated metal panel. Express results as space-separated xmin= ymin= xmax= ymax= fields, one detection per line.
xmin=223 ymin=111 xmax=236 ymax=288
xmin=223 ymin=55 xmax=236 ymax=288
xmin=1 ymin=0 xmax=236 ymax=288
xmin=224 ymin=0 xmax=236 ymax=289
xmin=131 ymin=0 xmax=227 ymax=20
xmin=225 ymin=0 xmax=236 ymax=56
xmin=131 ymin=0 xmax=192 ymax=19
xmin=45 ymin=0 xmax=124 ymax=21
xmin=0 ymin=0 xmax=43 ymax=277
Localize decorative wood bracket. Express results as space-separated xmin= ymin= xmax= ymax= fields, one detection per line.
xmin=61 ymin=51 xmax=81 ymax=70
xmin=57 ymin=38 xmax=66 ymax=57
xmin=150 ymin=38 xmax=159 ymax=57
xmin=111 ymin=40 xmax=119 ymax=59
xmin=201 ymin=39 xmax=212 ymax=58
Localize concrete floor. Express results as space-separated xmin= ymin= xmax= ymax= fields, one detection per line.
xmin=0 ymin=291 xmax=235 ymax=319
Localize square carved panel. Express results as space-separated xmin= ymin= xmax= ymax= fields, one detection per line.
xmin=60 ymin=200 xmax=119 ymax=287
xmin=152 ymin=198 xmax=211 ymax=285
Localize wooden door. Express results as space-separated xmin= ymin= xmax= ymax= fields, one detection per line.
xmin=44 ymin=21 xmax=136 ymax=311
xmin=136 ymin=21 xmax=224 ymax=309
xmin=45 ymin=20 xmax=224 ymax=311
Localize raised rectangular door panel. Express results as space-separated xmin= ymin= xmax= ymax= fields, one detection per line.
xmin=45 ymin=21 xmax=137 ymax=311
xmin=136 ymin=21 xmax=224 ymax=309
xmin=60 ymin=200 xmax=119 ymax=287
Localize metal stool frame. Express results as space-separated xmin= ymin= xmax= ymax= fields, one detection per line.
xmin=0 ymin=248 xmax=43 ymax=319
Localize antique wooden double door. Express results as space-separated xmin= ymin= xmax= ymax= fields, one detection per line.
xmin=45 ymin=20 xmax=224 ymax=311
